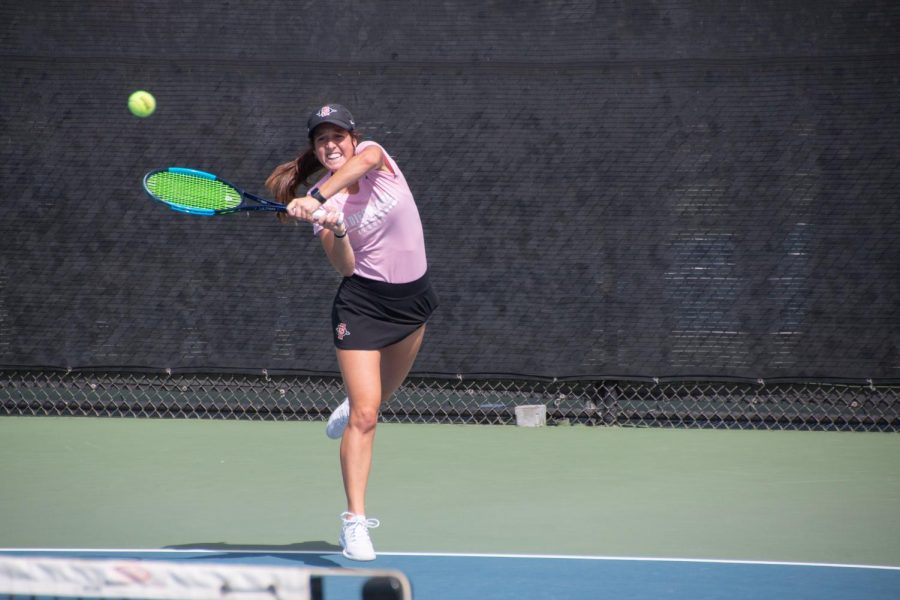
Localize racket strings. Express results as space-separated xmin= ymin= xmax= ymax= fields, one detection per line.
xmin=146 ymin=172 xmax=242 ymax=211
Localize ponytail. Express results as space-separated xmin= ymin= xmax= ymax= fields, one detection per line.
xmin=265 ymin=147 xmax=324 ymax=204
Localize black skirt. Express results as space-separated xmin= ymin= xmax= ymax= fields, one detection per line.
xmin=331 ymin=272 xmax=439 ymax=350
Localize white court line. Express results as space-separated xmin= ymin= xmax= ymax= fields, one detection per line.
xmin=2 ymin=548 xmax=899 ymax=572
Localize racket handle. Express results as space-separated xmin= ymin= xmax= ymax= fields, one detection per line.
xmin=312 ymin=209 xmax=344 ymax=226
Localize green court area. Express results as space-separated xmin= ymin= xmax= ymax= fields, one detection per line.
xmin=1 ymin=417 xmax=898 ymax=567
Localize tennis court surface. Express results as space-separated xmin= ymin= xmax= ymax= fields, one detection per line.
xmin=2 ymin=418 xmax=899 ymax=599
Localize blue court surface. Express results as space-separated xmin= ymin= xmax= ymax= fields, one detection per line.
xmin=2 ymin=549 xmax=898 ymax=600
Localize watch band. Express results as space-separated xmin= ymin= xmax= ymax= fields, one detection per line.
xmin=310 ymin=188 xmax=327 ymax=204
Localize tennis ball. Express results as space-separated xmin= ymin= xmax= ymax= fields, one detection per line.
xmin=128 ymin=90 xmax=156 ymax=117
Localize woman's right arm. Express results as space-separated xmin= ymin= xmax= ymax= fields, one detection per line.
xmin=319 ymin=216 xmax=355 ymax=277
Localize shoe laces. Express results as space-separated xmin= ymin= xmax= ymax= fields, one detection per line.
xmin=341 ymin=512 xmax=380 ymax=542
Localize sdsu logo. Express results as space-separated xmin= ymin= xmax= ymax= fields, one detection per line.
xmin=336 ymin=322 xmax=350 ymax=341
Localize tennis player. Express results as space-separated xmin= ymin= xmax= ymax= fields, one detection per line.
xmin=267 ymin=104 xmax=438 ymax=561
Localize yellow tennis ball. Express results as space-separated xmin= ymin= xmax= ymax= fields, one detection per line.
xmin=128 ymin=90 xmax=156 ymax=117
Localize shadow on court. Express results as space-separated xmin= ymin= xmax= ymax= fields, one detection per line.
xmin=164 ymin=542 xmax=343 ymax=568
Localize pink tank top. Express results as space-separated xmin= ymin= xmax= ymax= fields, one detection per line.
xmin=312 ymin=141 xmax=428 ymax=284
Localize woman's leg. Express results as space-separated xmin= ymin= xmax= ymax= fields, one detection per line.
xmin=379 ymin=324 xmax=426 ymax=402
xmin=336 ymin=325 xmax=427 ymax=516
xmin=336 ymin=348 xmax=380 ymax=516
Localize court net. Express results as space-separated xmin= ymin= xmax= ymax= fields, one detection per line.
xmin=0 ymin=556 xmax=411 ymax=600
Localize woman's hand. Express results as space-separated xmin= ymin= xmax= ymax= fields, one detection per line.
xmin=285 ymin=195 xmax=325 ymax=222
xmin=317 ymin=210 xmax=347 ymax=237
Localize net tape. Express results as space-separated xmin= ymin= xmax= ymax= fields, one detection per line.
xmin=1 ymin=370 xmax=897 ymax=432
xmin=0 ymin=556 xmax=411 ymax=600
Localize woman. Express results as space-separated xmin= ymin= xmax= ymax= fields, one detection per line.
xmin=266 ymin=104 xmax=438 ymax=561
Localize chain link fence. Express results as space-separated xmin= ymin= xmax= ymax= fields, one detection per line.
xmin=1 ymin=370 xmax=897 ymax=432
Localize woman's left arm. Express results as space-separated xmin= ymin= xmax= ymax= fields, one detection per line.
xmin=316 ymin=144 xmax=385 ymax=198
xmin=286 ymin=145 xmax=386 ymax=221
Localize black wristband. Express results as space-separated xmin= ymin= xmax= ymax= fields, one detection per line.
xmin=334 ymin=230 xmax=347 ymax=238
xmin=310 ymin=188 xmax=327 ymax=204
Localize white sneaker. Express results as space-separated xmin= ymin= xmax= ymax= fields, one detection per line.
xmin=339 ymin=512 xmax=380 ymax=561
xmin=326 ymin=397 xmax=350 ymax=439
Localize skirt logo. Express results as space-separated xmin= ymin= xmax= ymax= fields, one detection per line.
xmin=336 ymin=322 xmax=350 ymax=340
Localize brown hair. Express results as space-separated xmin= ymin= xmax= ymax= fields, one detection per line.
xmin=265 ymin=147 xmax=323 ymax=206
xmin=265 ymin=130 xmax=362 ymax=206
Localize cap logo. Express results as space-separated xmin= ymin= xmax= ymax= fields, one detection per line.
xmin=317 ymin=105 xmax=336 ymax=118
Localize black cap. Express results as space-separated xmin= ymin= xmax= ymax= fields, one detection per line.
xmin=307 ymin=104 xmax=356 ymax=138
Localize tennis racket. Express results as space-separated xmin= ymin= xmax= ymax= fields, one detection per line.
xmin=142 ymin=166 xmax=342 ymax=224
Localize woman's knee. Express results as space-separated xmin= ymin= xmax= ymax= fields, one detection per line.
xmin=349 ymin=404 xmax=379 ymax=433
